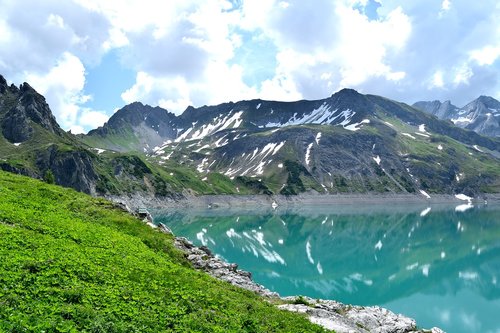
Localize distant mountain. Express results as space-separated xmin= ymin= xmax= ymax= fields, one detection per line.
xmin=412 ymin=100 xmax=459 ymax=120
xmin=145 ymin=90 xmax=499 ymax=195
xmin=83 ymin=102 xmax=183 ymax=153
xmin=413 ymin=96 xmax=500 ymax=137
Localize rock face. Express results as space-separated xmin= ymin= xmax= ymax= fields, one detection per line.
xmin=35 ymin=145 xmax=98 ymax=195
xmin=0 ymin=77 xmax=64 ymax=143
xmin=413 ymin=96 xmax=500 ymax=137
xmin=412 ymin=100 xmax=459 ymax=120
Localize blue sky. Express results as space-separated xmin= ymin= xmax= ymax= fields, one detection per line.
xmin=1 ymin=0 xmax=499 ymax=133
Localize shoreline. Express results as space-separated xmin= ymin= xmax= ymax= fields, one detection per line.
xmin=153 ymin=222 xmax=444 ymax=333
xmin=109 ymin=192 xmax=500 ymax=212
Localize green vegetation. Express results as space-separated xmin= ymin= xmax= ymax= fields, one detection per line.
xmin=0 ymin=170 xmax=326 ymax=332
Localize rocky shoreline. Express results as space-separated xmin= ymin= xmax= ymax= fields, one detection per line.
xmin=151 ymin=220 xmax=445 ymax=333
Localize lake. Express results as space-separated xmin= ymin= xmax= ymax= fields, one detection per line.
xmin=152 ymin=202 xmax=500 ymax=333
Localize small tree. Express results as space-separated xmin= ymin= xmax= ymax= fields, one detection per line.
xmin=44 ymin=170 xmax=55 ymax=184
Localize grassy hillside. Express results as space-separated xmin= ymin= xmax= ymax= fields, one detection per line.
xmin=0 ymin=171 xmax=325 ymax=332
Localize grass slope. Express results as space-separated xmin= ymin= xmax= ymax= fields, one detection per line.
xmin=0 ymin=171 xmax=325 ymax=333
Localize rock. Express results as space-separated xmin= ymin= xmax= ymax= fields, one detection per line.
xmin=278 ymin=296 xmax=439 ymax=333
xmin=158 ymin=223 xmax=173 ymax=235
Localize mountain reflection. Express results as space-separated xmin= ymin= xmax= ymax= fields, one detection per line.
xmin=153 ymin=203 xmax=500 ymax=333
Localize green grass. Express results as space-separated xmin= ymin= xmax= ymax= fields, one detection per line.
xmin=0 ymin=170 xmax=326 ymax=333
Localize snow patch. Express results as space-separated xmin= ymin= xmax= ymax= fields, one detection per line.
xmin=93 ymin=148 xmax=106 ymax=154
xmin=315 ymin=132 xmax=322 ymax=145
xmin=401 ymin=133 xmax=416 ymax=139
xmin=373 ymin=155 xmax=381 ymax=165
xmin=455 ymin=193 xmax=473 ymax=202
xmin=418 ymin=124 xmax=427 ymax=133
xmin=305 ymin=143 xmax=314 ymax=166
xmin=415 ymin=132 xmax=430 ymax=138
xmin=344 ymin=119 xmax=370 ymax=131
xmin=176 ymin=110 xmax=244 ymax=142
xmin=256 ymin=103 xmax=261 ymax=109
xmin=419 ymin=190 xmax=431 ymax=199
xmin=472 ymin=145 xmax=484 ymax=153
xmin=438 ymin=144 xmax=443 ymax=150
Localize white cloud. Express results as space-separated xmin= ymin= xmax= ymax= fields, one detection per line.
xmin=430 ymin=70 xmax=445 ymax=88
xmin=470 ymin=45 xmax=500 ymax=66
xmin=2 ymin=0 xmax=500 ymax=127
xmin=25 ymin=52 xmax=88 ymax=128
xmin=78 ymin=108 xmax=109 ymax=129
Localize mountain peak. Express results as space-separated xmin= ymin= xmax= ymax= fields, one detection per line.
xmin=332 ymin=88 xmax=361 ymax=98
xmin=0 ymin=74 xmax=7 ymax=93
xmin=476 ymin=95 xmax=500 ymax=107
xmin=0 ymin=76 xmax=63 ymax=143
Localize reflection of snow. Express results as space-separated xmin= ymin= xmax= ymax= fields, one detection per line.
xmin=226 ymin=228 xmax=242 ymax=238
xmin=421 ymin=264 xmax=430 ymax=277
xmin=455 ymin=203 xmax=473 ymax=212
xmin=375 ymin=240 xmax=383 ymax=250
xmin=458 ymin=271 xmax=478 ymax=280
xmin=406 ymin=262 xmax=419 ymax=270
xmin=420 ymin=207 xmax=431 ymax=217
xmin=306 ymin=240 xmax=314 ymax=264
xmin=317 ymin=261 xmax=323 ymax=275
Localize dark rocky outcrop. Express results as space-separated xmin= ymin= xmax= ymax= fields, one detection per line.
xmin=0 ymin=78 xmax=64 ymax=143
xmin=36 ymin=145 xmax=98 ymax=195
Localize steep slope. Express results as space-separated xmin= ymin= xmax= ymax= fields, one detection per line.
xmin=412 ymin=100 xmax=459 ymax=120
xmin=455 ymin=96 xmax=500 ymax=137
xmin=413 ymin=96 xmax=500 ymax=137
xmin=82 ymin=102 xmax=183 ymax=153
xmin=0 ymin=170 xmax=325 ymax=332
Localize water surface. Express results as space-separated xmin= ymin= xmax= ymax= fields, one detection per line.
xmin=153 ymin=203 xmax=500 ymax=333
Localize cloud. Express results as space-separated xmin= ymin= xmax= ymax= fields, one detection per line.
xmin=23 ymin=52 xmax=109 ymax=133
xmin=2 ymin=0 xmax=500 ymax=129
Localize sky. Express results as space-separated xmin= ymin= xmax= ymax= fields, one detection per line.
xmin=1 ymin=0 xmax=499 ymax=133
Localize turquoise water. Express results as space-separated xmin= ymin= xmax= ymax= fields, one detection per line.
xmin=153 ymin=203 xmax=500 ymax=332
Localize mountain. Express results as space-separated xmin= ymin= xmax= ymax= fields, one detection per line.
xmin=413 ymin=96 xmax=500 ymax=137
xmin=0 ymin=75 xmax=243 ymax=198
xmin=412 ymin=100 xmax=459 ymax=119
xmin=2 ymin=73 xmax=500 ymax=197
xmin=82 ymin=102 xmax=182 ymax=153
xmin=86 ymin=88 xmax=500 ymax=196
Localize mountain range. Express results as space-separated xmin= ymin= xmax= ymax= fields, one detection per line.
xmin=413 ymin=96 xmax=500 ymax=137
xmin=1 ymin=74 xmax=499 ymax=198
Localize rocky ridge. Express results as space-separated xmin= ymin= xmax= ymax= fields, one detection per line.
xmin=151 ymin=220 xmax=445 ymax=333
xmin=413 ymin=96 xmax=500 ymax=137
